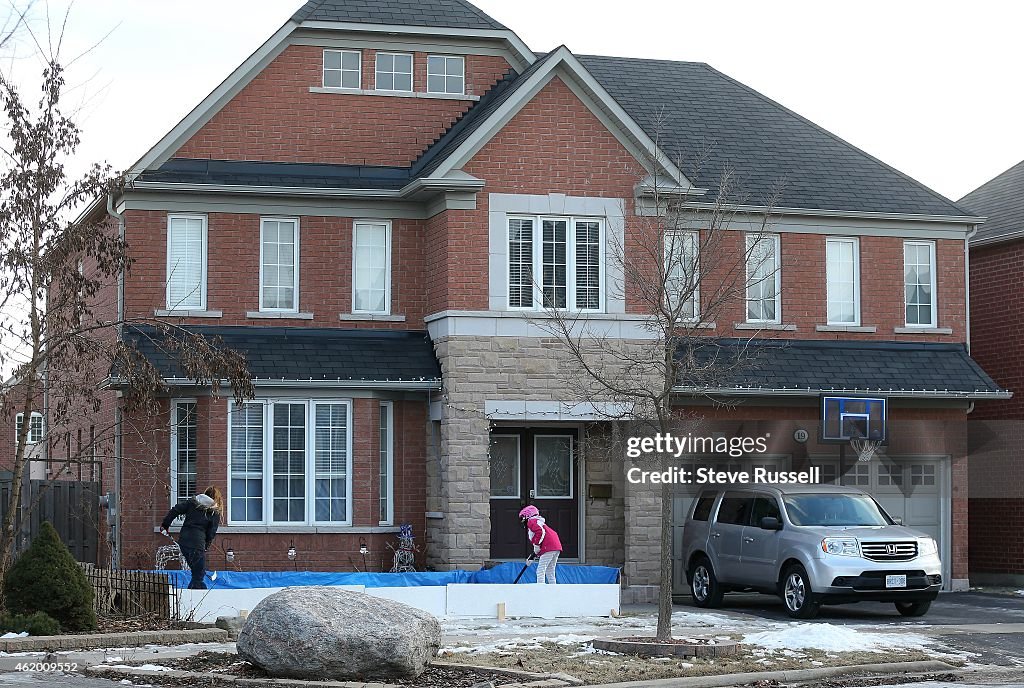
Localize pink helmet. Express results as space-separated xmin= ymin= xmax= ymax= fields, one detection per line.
xmin=518 ymin=505 xmax=539 ymax=519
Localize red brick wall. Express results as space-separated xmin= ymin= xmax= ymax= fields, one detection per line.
xmin=118 ymin=395 xmax=428 ymax=572
xmin=175 ymin=44 xmax=511 ymax=167
xmin=123 ymin=210 xmax=427 ymax=329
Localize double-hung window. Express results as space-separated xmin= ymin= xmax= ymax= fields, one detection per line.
xmin=746 ymin=233 xmax=781 ymax=323
xmin=665 ymin=231 xmax=699 ymax=319
xmin=904 ymin=241 xmax=937 ymax=327
xmin=352 ymin=221 xmax=391 ymax=314
xmin=427 ymin=55 xmax=465 ymax=95
xmin=228 ymin=400 xmax=352 ymax=525
xmin=166 ymin=215 xmax=207 ymax=311
xmin=826 ymin=237 xmax=860 ymax=325
xmin=170 ymin=401 xmax=198 ymax=505
xmin=323 ymin=49 xmax=360 ymax=89
xmin=14 ymin=412 xmax=43 ymax=445
xmin=506 ymin=216 xmax=604 ymax=312
xmin=260 ymin=218 xmax=299 ymax=312
xmin=375 ymin=52 xmax=413 ymax=92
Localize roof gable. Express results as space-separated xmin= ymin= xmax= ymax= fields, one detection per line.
xmin=960 ymin=160 xmax=1024 ymax=245
xmin=578 ymin=55 xmax=972 ymax=218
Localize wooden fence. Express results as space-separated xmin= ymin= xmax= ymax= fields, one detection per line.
xmin=0 ymin=479 xmax=100 ymax=563
xmin=81 ymin=564 xmax=177 ymax=619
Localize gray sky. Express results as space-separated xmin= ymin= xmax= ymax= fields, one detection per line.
xmin=12 ymin=0 xmax=1024 ymax=202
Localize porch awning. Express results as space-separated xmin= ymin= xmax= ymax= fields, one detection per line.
xmin=674 ymin=338 xmax=1010 ymax=399
xmin=118 ymin=325 xmax=441 ymax=389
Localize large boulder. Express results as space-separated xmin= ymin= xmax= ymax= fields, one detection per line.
xmin=236 ymin=587 xmax=442 ymax=681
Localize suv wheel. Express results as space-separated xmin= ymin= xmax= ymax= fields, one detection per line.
xmin=895 ymin=601 xmax=931 ymax=617
xmin=690 ymin=557 xmax=724 ymax=608
xmin=781 ymin=564 xmax=820 ymax=619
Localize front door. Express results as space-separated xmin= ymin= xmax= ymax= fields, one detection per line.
xmin=489 ymin=428 xmax=579 ymax=559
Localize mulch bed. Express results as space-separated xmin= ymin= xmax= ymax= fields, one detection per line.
xmin=93 ymin=615 xmax=201 ymax=635
xmin=130 ymin=651 xmax=512 ymax=687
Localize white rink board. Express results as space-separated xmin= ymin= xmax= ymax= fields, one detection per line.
xmin=178 ymin=583 xmax=619 ymax=621
xmin=445 ymin=584 xmax=621 ymax=618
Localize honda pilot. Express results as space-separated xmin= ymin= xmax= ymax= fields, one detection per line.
xmin=680 ymin=484 xmax=942 ymax=618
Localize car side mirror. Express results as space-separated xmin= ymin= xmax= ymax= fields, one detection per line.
xmin=759 ymin=516 xmax=782 ymax=531
xmin=892 ymin=517 xmax=903 ymax=526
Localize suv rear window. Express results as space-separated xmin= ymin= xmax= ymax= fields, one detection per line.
xmin=691 ymin=493 xmax=715 ymax=521
xmin=716 ymin=491 xmax=754 ymax=525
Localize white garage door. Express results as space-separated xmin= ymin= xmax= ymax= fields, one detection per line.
xmin=671 ymin=455 xmax=951 ymax=595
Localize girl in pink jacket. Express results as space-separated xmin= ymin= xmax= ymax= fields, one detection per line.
xmin=519 ymin=505 xmax=562 ymax=584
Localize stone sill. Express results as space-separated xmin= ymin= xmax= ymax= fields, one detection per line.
xmin=310 ymin=86 xmax=479 ymax=101
xmin=158 ymin=525 xmax=400 ymax=534
xmin=425 ymin=310 xmax=714 ymax=328
xmin=734 ymin=322 xmax=797 ymax=331
xmin=894 ymin=326 xmax=953 ymax=335
xmin=246 ymin=311 xmax=314 ymax=320
xmin=340 ymin=313 xmax=407 ymax=322
xmin=155 ymin=309 xmax=223 ymax=318
xmin=816 ymin=324 xmax=877 ymax=333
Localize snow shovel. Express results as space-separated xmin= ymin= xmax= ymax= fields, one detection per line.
xmin=512 ymin=553 xmax=535 ymax=584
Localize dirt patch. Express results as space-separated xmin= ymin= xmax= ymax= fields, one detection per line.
xmin=109 ymin=651 xmax=516 ymax=687
xmin=440 ymin=641 xmax=938 ymax=685
xmin=792 ymin=672 xmax=962 ymax=687
xmin=93 ymin=615 xmax=201 ymax=635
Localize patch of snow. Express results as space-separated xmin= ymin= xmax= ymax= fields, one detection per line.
xmin=0 ymin=631 xmax=28 ymax=638
xmin=105 ymin=664 xmax=173 ymax=672
xmin=742 ymin=624 xmax=933 ymax=653
xmin=1016 ymin=590 xmax=1024 ymax=596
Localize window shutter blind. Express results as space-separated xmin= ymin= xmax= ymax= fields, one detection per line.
xmin=167 ymin=217 xmax=205 ymax=309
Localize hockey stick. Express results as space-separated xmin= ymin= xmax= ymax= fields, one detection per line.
xmin=512 ymin=553 xmax=535 ymax=584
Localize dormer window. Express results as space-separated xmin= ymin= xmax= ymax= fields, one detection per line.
xmin=323 ymin=49 xmax=361 ymax=89
xmin=375 ymin=52 xmax=413 ymax=92
xmin=427 ymin=55 xmax=465 ymax=95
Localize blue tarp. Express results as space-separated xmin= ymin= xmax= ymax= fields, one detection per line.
xmin=146 ymin=564 xmax=619 ymax=589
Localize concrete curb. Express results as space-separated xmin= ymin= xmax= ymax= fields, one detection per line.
xmin=587 ymin=659 xmax=956 ymax=688
xmin=0 ymin=628 xmax=228 ymax=652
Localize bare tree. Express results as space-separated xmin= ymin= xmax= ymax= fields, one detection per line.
xmin=0 ymin=25 xmax=253 ymax=589
xmin=538 ymin=146 xmax=781 ymax=640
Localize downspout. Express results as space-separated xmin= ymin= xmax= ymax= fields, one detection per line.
xmin=965 ymin=225 xmax=977 ymax=354
xmin=106 ymin=193 xmax=125 ymax=568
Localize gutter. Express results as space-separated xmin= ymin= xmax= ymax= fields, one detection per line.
xmin=128 ymin=174 xmax=485 ymax=200
xmin=105 ymin=192 xmax=126 ymax=569
xmin=101 ymin=376 xmax=442 ymax=392
xmin=671 ymin=386 xmax=1013 ymax=400
xmin=679 ymin=201 xmax=984 ymax=227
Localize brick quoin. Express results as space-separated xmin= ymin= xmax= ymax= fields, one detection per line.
xmin=175 ymin=45 xmax=511 ymax=167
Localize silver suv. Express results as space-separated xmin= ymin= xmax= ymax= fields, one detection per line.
xmin=680 ymin=484 xmax=942 ymax=618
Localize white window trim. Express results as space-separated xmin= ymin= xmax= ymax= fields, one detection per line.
xmin=169 ymin=399 xmax=198 ymax=507
xmin=426 ymin=54 xmax=465 ymax=95
xmin=489 ymin=434 xmax=521 ymax=500
xmin=351 ymin=219 xmax=393 ymax=315
xmin=745 ymin=233 xmax=782 ymax=325
xmin=903 ymin=240 xmax=938 ymax=328
xmin=259 ymin=217 xmax=300 ymax=313
xmin=665 ymin=230 xmax=701 ymax=322
xmin=227 ymin=399 xmax=354 ymax=527
xmin=826 ymin=237 xmax=861 ymax=326
xmin=379 ymin=401 xmax=394 ymax=526
xmin=533 ymin=434 xmax=574 ymax=500
xmin=505 ymin=215 xmax=605 ymax=313
xmin=322 ymin=48 xmax=361 ymax=90
xmin=374 ymin=52 xmax=414 ymax=93
xmin=15 ymin=411 xmax=44 ymax=445
xmin=165 ymin=214 xmax=208 ymax=312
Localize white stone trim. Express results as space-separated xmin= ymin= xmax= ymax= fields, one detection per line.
xmin=425 ymin=309 xmax=662 ymax=340
xmin=310 ymin=86 xmax=479 ymax=101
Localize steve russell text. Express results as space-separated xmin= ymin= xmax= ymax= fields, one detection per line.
xmin=626 ymin=466 xmax=822 ymax=485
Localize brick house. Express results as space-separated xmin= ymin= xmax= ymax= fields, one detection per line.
xmin=959 ymin=160 xmax=1024 ymax=584
xmin=70 ymin=0 xmax=1007 ymax=599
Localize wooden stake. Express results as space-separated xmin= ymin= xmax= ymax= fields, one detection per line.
xmin=496 ymin=602 xmax=506 ymax=622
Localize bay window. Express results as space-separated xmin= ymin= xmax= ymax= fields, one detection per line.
xmin=506 ymin=216 xmax=604 ymax=312
xmin=228 ymin=400 xmax=352 ymax=525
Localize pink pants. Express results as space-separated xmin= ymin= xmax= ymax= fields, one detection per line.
xmin=535 ymin=551 xmax=559 ymax=584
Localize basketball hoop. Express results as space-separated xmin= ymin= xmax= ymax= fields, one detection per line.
xmin=849 ymin=437 xmax=882 ymax=463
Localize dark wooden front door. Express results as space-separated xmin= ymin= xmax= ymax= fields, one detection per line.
xmin=489 ymin=428 xmax=579 ymax=559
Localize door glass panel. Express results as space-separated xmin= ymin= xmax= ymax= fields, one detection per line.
xmin=534 ymin=435 xmax=573 ymax=497
xmin=489 ymin=435 xmax=520 ymax=498
xmin=716 ymin=491 xmax=754 ymax=525
xmin=749 ymin=495 xmax=781 ymax=524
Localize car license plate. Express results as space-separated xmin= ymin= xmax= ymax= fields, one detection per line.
xmin=885 ymin=575 xmax=907 ymax=588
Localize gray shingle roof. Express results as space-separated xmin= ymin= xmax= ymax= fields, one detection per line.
xmin=679 ymin=339 xmax=1006 ymax=398
xmin=292 ymin=0 xmax=506 ymax=30
xmin=123 ymin=325 xmax=441 ymax=384
xmin=959 ymin=160 xmax=1024 ymax=244
xmin=577 ymin=55 xmax=970 ymax=218
xmin=137 ymin=158 xmax=411 ymax=190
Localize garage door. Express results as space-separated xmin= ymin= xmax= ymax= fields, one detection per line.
xmin=670 ymin=456 xmax=950 ymax=595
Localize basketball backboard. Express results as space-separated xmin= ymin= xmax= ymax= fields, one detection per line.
xmin=820 ymin=396 xmax=887 ymax=443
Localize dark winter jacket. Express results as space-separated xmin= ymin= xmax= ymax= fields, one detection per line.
xmin=161 ymin=494 xmax=220 ymax=551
